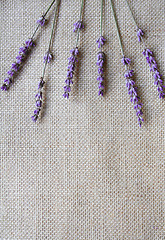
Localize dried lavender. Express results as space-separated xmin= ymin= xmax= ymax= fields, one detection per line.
xmin=125 ymin=0 xmax=165 ymax=99
xmin=96 ymin=0 xmax=106 ymax=96
xmin=1 ymin=0 xmax=56 ymax=91
xmin=31 ymin=0 xmax=60 ymax=122
xmin=63 ymin=0 xmax=84 ymax=99
xmin=110 ymin=0 xmax=143 ymax=127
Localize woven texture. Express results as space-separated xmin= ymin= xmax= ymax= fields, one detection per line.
xmin=0 ymin=0 xmax=165 ymax=239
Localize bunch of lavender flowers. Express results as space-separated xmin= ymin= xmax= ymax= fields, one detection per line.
xmin=31 ymin=0 xmax=60 ymax=122
xmin=63 ymin=48 xmax=79 ymax=98
xmin=125 ymin=0 xmax=165 ymax=99
xmin=123 ymin=57 xmax=144 ymax=127
xmin=63 ymin=0 xmax=84 ymax=99
xmin=1 ymin=0 xmax=56 ymax=91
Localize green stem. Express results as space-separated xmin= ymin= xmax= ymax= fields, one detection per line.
xmin=31 ymin=0 xmax=56 ymax=40
xmin=75 ymin=0 xmax=84 ymax=47
xmin=100 ymin=0 xmax=103 ymax=36
xmin=125 ymin=0 xmax=137 ymax=27
xmin=42 ymin=0 xmax=60 ymax=79
xmin=109 ymin=0 xmax=124 ymax=56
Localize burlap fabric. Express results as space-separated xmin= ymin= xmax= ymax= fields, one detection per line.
xmin=0 ymin=0 xmax=164 ymax=239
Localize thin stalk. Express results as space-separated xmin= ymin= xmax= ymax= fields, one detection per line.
xmin=42 ymin=0 xmax=59 ymax=79
xmin=31 ymin=0 xmax=56 ymax=40
xmin=125 ymin=0 xmax=137 ymax=27
xmin=109 ymin=0 xmax=124 ymax=56
xmin=75 ymin=0 xmax=84 ymax=47
xmin=100 ymin=0 xmax=103 ymax=36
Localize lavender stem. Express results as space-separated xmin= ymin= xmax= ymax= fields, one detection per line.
xmin=100 ymin=0 xmax=103 ymax=37
xmin=31 ymin=0 xmax=56 ymax=40
xmin=109 ymin=0 xmax=124 ymax=56
xmin=42 ymin=0 xmax=60 ymax=79
xmin=75 ymin=0 xmax=84 ymax=47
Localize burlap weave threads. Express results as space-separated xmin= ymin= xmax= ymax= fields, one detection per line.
xmin=0 ymin=0 xmax=164 ymax=239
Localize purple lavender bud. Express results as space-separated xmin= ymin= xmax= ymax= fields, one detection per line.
xmin=11 ymin=63 xmax=19 ymax=71
xmin=43 ymin=52 xmax=52 ymax=63
xmin=73 ymin=20 xmax=84 ymax=32
xmin=121 ymin=56 xmax=131 ymax=65
xmin=67 ymin=71 xmax=73 ymax=79
xmin=96 ymin=36 xmax=106 ymax=48
xmin=34 ymin=109 xmax=40 ymax=115
xmin=98 ymin=68 xmax=103 ymax=75
xmin=98 ymin=89 xmax=104 ymax=96
xmin=96 ymin=59 xmax=104 ymax=67
xmin=25 ymin=39 xmax=35 ymax=47
xmin=63 ymin=92 xmax=69 ymax=99
xmin=36 ymin=100 xmax=42 ymax=108
xmin=124 ymin=70 xmax=134 ymax=78
xmin=64 ymin=85 xmax=71 ymax=92
xmin=7 ymin=70 xmax=14 ymax=76
xmin=136 ymin=28 xmax=144 ymax=42
xmin=31 ymin=115 xmax=38 ymax=122
xmin=4 ymin=78 xmax=12 ymax=85
xmin=97 ymin=76 xmax=104 ymax=82
xmin=1 ymin=84 xmax=8 ymax=91
xmin=35 ymin=91 xmax=42 ymax=99
xmin=36 ymin=16 xmax=46 ymax=26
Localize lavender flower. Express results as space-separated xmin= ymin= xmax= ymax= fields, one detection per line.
xmin=1 ymin=39 xmax=35 ymax=91
xmin=31 ymin=77 xmax=45 ymax=122
xmin=121 ymin=56 xmax=131 ymax=65
xmin=142 ymin=49 xmax=165 ymax=98
xmin=36 ymin=16 xmax=46 ymax=26
xmin=73 ymin=20 xmax=84 ymax=32
xmin=63 ymin=48 xmax=79 ymax=99
xmin=43 ymin=52 xmax=53 ymax=63
xmin=136 ymin=28 xmax=144 ymax=42
xmin=96 ymin=36 xmax=106 ymax=48
xmin=124 ymin=68 xmax=144 ymax=127
xmin=97 ymin=51 xmax=105 ymax=96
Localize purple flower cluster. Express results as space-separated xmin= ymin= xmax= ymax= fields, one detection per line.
xmin=73 ymin=20 xmax=84 ymax=32
xmin=63 ymin=48 xmax=79 ymax=99
xmin=136 ymin=28 xmax=144 ymax=42
xmin=31 ymin=77 xmax=45 ymax=122
xmin=96 ymin=36 xmax=106 ymax=48
xmin=124 ymin=69 xmax=144 ymax=127
xmin=121 ymin=56 xmax=131 ymax=65
xmin=43 ymin=51 xmax=53 ymax=63
xmin=36 ymin=16 xmax=46 ymax=26
xmin=143 ymin=49 xmax=165 ymax=98
xmin=1 ymin=39 xmax=35 ymax=91
xmin=122 ymin=57 xmax=144 ymax=127
xmin=97 ymin=52 xmax=105 ymax=96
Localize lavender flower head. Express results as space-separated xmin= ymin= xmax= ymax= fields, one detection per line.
xmin=142 ymin=49 xmax=165 ymax=98
xmin=31 ymin=77 xmax=45 ymax=122
xmin=43 ymin=52 xmax=53 ymax=63
xmin=96 ymin=36 xmax=106 ymax=96
xmin=96 ymin=36 xmax=106 ymax=48
xmin=97 ymin=52 xmax=105 ymax=96
xmin=1 ymin=39 xmax=35 ymax=91
xmin=36 ymin=16 xmax=46 ymax=26
xmin=73 ymin=20 xmax=84 ymax=32
xmin=63 ymin=48 xmax=79 ymax=99
xmin=122 ymin=57 xmax=144 ymax=127
xmin=136 ymin=28 xmax=144 ymax=42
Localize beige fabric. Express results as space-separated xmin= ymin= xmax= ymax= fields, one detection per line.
xmin=0 ymin=0 xmax=164 ymax=239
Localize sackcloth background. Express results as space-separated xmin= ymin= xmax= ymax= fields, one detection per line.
xmin=0 ymin=0 xmax=164 ymax=239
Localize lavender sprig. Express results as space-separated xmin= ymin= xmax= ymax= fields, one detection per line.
xmin=125 ymin=0 xmax=165 ymax=99
xmin=31 ymin=0 xmax=60 ymax=122
xmin=110 ymin=0 xmax=144 ymax=127
xmin=63 ymin=0 xmax=84 ymax=99
xmin=1 ymin=0 xmax=56 ymax=91
xmin=96 ymin=0 xmax=106 ymax=96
